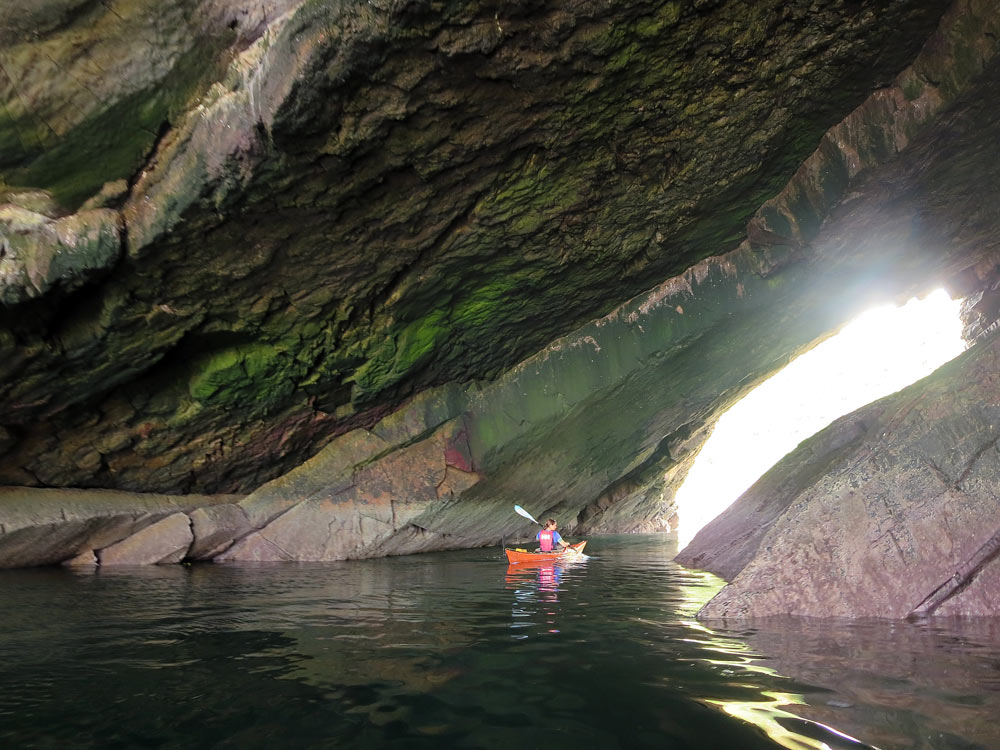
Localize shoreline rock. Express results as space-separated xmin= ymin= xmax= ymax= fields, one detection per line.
xmin=677 ymin=331 xmax=1000 ymax=619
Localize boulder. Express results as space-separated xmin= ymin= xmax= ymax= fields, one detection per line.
xmin=97 ymin=512 xmax=194 ymax=565
xmin=188 ymin=504 xmax=253 ymax=559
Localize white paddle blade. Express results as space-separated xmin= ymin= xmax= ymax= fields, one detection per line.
xmin=513 ymin=505 xmax=540 ymax=525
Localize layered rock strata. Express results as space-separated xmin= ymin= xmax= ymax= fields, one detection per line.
xmin=0 ymin=0 xmax=951 ymax=494
xmin=676 ymin=329 xmax=1000 ymax=619
xmin=0 ymin=487 xmax=239 ymax=567
xmin=2 ymin=0 xmax=1000 ymax=578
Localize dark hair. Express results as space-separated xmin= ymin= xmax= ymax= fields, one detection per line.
xmin=546 ymin=518 xmax=557 ymax=527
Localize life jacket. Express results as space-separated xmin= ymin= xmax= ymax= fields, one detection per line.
xmin=538 ymin=529 xmax=555 ymax=551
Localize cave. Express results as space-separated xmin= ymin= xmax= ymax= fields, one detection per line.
xmin=2 ymin=0 xmax=1000 ymax=624
xmin=7 ymin=2 xmax=1000 ymax=747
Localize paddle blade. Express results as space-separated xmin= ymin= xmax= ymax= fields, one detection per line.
xmin=513 ymin=505 xmax=540 ymax=525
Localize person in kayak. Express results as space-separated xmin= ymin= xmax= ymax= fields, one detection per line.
xmin=537 ymin=519 xmax=571 ymax=553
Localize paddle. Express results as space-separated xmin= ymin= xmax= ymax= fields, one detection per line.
xmin=514 ymin=504 xmax=542 ymax=526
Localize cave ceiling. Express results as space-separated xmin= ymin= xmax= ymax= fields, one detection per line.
xmin=1 ymin=0 xmax=997 ymax=511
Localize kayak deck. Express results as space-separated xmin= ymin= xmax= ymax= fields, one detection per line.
xmin=504 ymin=541 xmax=587 ymax=564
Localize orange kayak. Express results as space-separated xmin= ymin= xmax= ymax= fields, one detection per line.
xmin=504 ymin=541 xmax=587 ymax=564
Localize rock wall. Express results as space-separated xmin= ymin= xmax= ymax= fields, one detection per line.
xmin=0 ymin=486 xmax=239 ymax=567
xmin=677 ymin=329 xmax=1000 ymax=619
xmin=0 ymin=0 xmax=951 ymax=495
xmin=2 ymin=0 xmax=1000 ymax=581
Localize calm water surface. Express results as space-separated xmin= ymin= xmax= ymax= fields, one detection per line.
xmin=1 ymin=534 xmax=999 ymax=749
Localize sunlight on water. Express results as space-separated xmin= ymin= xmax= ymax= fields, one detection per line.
xmin=675 ymin=289 xmax=966 ymax=547
xmin=685 ymin=628 xmax=876 ymax=749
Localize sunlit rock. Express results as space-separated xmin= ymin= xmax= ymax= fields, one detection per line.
xmin=678 ymin=332 xmax=1000 ymax=618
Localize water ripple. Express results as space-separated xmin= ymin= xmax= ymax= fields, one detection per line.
xmin=1 ymin=536 xmax=999 ymax=749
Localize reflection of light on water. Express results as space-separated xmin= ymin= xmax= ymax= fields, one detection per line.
xmin=674 ymin=568 xmax=727 ymax=611
xmin=695 ymin=640 xmax=878 ymax=750
xmin=674 ymin=570 xmax=879 ymax=749
xmin=710 ymin=693 xmax=877 ymax=750
xmin=676 ymin=290 xmax=965 ymax=547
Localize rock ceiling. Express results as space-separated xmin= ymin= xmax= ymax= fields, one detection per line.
xmin=1 ymin=0 xmax=1000 ymax=593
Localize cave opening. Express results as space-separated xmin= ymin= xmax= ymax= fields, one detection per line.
xmin=674 ymin=288 xmax=966 ymax=548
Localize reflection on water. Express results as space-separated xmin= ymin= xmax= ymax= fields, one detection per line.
xmin=0 ymin=535 xmax=998 ymax=749
xmin=718 ymin=615 xmax=1000 ymax=750
xmin=505 ymin=553 xmax=586 ymax=635
xmin=680 ymin=621 xmax=878 ymax=750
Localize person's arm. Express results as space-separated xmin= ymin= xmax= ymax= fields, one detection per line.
xmin=554 ymin=531 xmax=570 ymax=549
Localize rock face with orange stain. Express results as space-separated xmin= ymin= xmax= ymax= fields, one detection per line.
xmin=677 ymin=331 xmax=1000 ymax=619
xmin=217 ymin=418 xmax=483 ymax=562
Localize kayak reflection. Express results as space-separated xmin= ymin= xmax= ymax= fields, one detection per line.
xmin=505 ymin=553 xmax=588 ymax=636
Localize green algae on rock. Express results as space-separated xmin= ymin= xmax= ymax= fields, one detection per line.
xmin=5 ymin=0 xmax=1000 ymax=600
xmin=0 ymin=0 xmax=952 ymax=495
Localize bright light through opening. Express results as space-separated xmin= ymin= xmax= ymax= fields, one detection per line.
xmin=675 ymin=289 xmax=966 ymax=548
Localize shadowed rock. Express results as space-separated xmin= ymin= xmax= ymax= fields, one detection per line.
xmin=97 ymin=512 xmax=194 ymax=565
xmin=0 ymin=487 xmax=235 ymax=567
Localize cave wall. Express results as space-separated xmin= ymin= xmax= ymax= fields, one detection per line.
xmin=1 ymin=0 xmax=950 ymax=494
xmin=2 ymin=0 xmax=1000 ymax=583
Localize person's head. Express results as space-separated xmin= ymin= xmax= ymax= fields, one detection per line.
xmin=544 ymin=519 xmax=557 ymax=530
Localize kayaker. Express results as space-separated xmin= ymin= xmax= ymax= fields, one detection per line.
xmin=537 ymin=519 xmax=571 ymax=553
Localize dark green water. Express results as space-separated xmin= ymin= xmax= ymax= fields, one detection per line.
xmin=2 ymin=534 xmax=999 ymax=749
